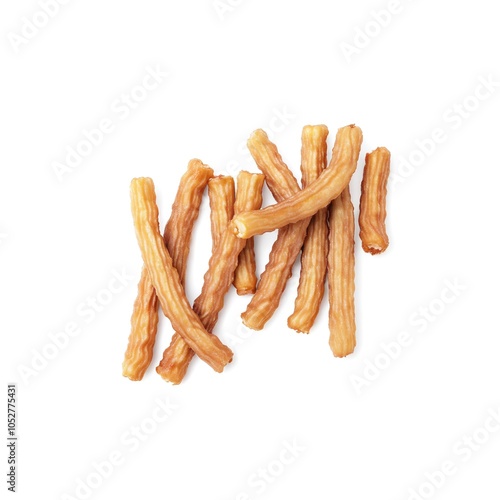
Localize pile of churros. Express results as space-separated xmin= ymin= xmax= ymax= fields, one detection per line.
xmin=122 ymin=124 xmax=390 ymax=384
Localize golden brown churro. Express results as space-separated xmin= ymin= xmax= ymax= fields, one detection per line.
xmin=123 ymin=160 xmax=213 ymax=381
xmin=233 ymin=125 xmax=363 ymax=238
xmin=122 ymin=275 xmax=160 ymax=381
xmin=288 ymin=125 xmax=329 ymax=333
xmin=208 ymin=175 xmax=257 ymax=295
xmin=233 ymin=183 xmax=259 ymax=295
xmin=233 ymin=238 xmax=258 ymax=295
xmin=130 ymin=177 xmax=233 ymax=373
xmin=241 ymin=127 xmax=328 ymax=330
xmin=157 ymin=171 xmax=265 ymax=384
xmin=359 ymin=147 xmax=391 ymax=254
xmin=208 ymin=176 xmax=235 ymax=251
xmin=328 ymin=186 xmax=356 ymax=357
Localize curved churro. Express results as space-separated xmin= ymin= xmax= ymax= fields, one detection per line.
xmin=123 ymin=160 xmax=213 ymax=380
xmin=157 ymin=171 xmax=265 ymax=384
xmin=130 ymin=177 xmax=233 ymax=373
xmin=233 ymin=125 xmax=362 ymax=238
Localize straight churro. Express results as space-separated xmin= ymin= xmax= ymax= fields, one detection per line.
xmin=328 ymin=186 xmax=356 ymax=357
xmin=288 ymin=125 xmax=329 ymax=333
xmin=359 ymin=147 xmax=391 ymax=254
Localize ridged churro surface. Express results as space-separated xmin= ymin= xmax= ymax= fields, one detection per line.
xmin=288 ymin=125 xmax=329 ymax=333
xmin=130 ymin=177 xmax=233 ymax=373
xmin=359 ymin=147 xmax=390 ymax=254
xmin=328 ymin=186 xmax=356 ymax=358
xmin=157 ymin=172 xmax=264 ymax=384
xmin=122 ymin=160 xmax=213 ymax=380
xmin=233 ymin=125 xmax=362 ymax=238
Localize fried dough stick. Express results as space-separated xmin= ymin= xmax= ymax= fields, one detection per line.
xmin=130 ymin=177 xmax=233 ymax=373
xmin=328 ymin=186 xmax=356 ymax=357
xmin=241 ymin=126 xmax=328 ymax=330
xmin=208 ymin=176 xmax=235 ymax=250
xmin=208 ymin=176 xmax=258 ymax=295
xmin=233 ymin=227 xmax=258 ymax=295
xmin=288 ymin=126 xmax=329 ymax=333
xmin=157 ymin=171 xmax=265 ymax=384
xmin=233 ymin=125 xmax=363 ymax=238
xmin=233 ymin=175 xmax=260 ymax=295
xmin=123 ymin=160 xmax=213 ymax=380
xmin=359 ymin=147 xmax=391 ymax=254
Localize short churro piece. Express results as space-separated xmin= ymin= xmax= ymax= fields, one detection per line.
xmin=157 ymin=171 xmax=265 ymax=384
xmin=288 ymin=125 xmax=329 ymax=333
xmin=359 ymin=147 xmax=391 ymax=254
xmin=233 ymin=125 xmax=363 ymax=238
xmin=241 ymin=126 xmax=328 ymax=330
xmin=233 ymin=182 xmax=259 ymax=295
xmin=328 ymin=186 xmax=356 ymax=358
xmin=122 ymin=160 xmax=213 ymax=381
xmin=208 ymin=176 xmax=235 ymax=251
xmin=130 ymin=177 xmax=233 ymax=373
xmin=233 ymin=237 xmax=258 ymax=295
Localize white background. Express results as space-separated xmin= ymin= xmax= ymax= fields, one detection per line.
xmin=1 ymin=1 xmax=500 ymax=499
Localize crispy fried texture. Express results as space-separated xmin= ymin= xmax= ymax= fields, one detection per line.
xmin=288 ymin=125 xmax=329 ymax=333
xmin=157 ymin=171 xmax=265 ymax=384
xmin=233 ymin=238 xmax=257 ymax=295
xmin=208 ymin=175 xmax=257 ymax=295
xmin=122 ymin=270 xmax=160 ymax=380
xmin=359 ymin=147 xmax=391 ymax=254
xmin=123 ymin=160 xmax=213 ymax=380
xmin=241 ymin=128 xmax=327 ymax=330
xmin=233 ymin=125 xmax=363 ymax=238
xmin=208 ymin=176 xmax=235 ymax=251
xmin=130 ymin=177 xmax=233 ymax=373
xmin=328 ymin=186 xmax=356 ymax=358
xmin=233 ymin=179 xmax=259 ymax=295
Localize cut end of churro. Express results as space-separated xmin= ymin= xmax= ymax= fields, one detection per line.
xmin=231 ymin=220 xmax=246 ymax=239
xmin=370 ymin=146 xmax=390 ymax=155
xmin=248 ymin=128 xmax=268 ymax=144
xmin=287 ymin=319 xmax=311 ymax=334
xmin=122 ymin=369 xmax=143 ymax=382
xmin=329 ymin=339 xmax=356 ymax=358
xmin=362 ymin=242 xmax=388 ymax=255
xmin=241 ymin=312 xmax=264 ymax=331
xmin=156 ymin=365 xmax=185 ymax=385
